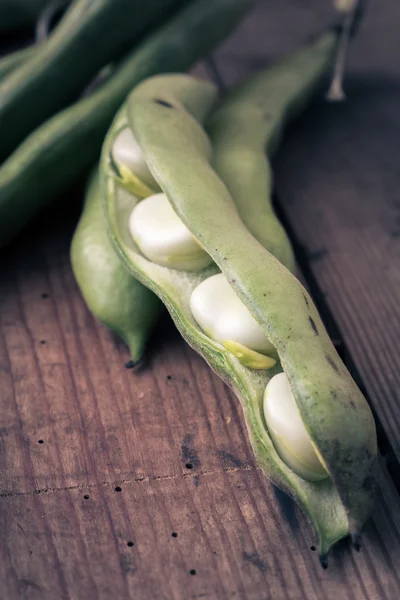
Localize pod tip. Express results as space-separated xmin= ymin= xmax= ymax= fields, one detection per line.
xmin=125 ymin=358 xmax=147 ymax=373
xmin=319 ymin=553 xmax=329 ymax=569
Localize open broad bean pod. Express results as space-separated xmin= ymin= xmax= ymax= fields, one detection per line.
xmin=100 ymin=31 xmax=377 ymax=563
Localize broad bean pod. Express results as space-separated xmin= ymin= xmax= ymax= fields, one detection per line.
xmin=71 ymin=168 xmax=163 ymax=363
xmin=0 ymin=46 xmax=37 ymax=82
xmin=101 ymin=36 xmax=377 ymax=562
xmin=0 ymin=0 xmax=196 ymax=161
xmin=0 ymin=0 xmax=251 ymax=248
xmin=207 ymin=32 xmax=341 ymax=272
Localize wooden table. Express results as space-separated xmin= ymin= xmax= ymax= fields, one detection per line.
xmin=1 ymin=1 xmax=399 ymax=598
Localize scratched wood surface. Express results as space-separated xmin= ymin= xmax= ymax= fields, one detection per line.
xmin=1 ymin=1 xmax=400 ymax=599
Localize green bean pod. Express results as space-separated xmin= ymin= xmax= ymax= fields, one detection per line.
xmin=0 ymin=0 xmax=197 ymax=161
xmin=101 ymin=36 xmax=377 ymax=561
xmin=208 ymin=28 xmax=349 ymax=273
xmin=0 ymin=0 xmax=251 ymax=249
xmin=0 ymin=46 xmax=37 ymax=82
xmin=71 ymin=168 xmax=163 ymax=363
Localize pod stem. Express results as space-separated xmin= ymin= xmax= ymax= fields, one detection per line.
xmin=326 ymin=0 xmax=366 ymax=102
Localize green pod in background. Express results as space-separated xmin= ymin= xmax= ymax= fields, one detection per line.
xmin=101 ymin=55 xmax=377 ymax=561
xmin=71 ymin=168 xmax=163 ymax=364
xmin=0 ymin=46 xmax=37 ymax=82
xmin=207 ymin=28 xmax=344 ymax=273
xmin=0 ymin=0 xmax=199 ymax=161
xmin=0 ymin=0 xmax=252 ymax=249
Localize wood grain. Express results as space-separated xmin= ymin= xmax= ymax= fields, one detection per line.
xmin=1 ymin=1 xmax=400 ymax=598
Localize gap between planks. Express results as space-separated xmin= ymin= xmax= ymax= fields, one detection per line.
xmin=0 ymin=464 xmax=254 ymax=498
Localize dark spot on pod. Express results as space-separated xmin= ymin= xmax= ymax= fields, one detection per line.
xmin=41 ymin=293 xmax=49 ymax=299
xmin=154 ymin=98 xmax=174 ymax=108
xmin=189 ymin=569 xmax=196 ymax=576
xmin=303 ymin=293 xmax=309 ymax=307
xmin=171 ymin=532 xmax=178 ymax=538
xmin=326 ymin=354 xmax=339 ymax=373
xmin=310 ymin=546 xmax=316 ymax=552
xmin=125 ymin=360 xmax=135 ymax=369
xmin=309 ymin=316 xmax=318 ymax=335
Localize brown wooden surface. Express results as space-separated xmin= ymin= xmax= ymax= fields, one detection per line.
xmin=1 ymin=1 xmax=400 ymax=599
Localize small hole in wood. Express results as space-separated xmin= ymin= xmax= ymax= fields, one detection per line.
xmin=41 ymin=293 xmax=49 ymax=299
xmin=185 ymin=463 xmax=193 ymax=470
xmin=310 ymin=546 xmax=316 ymax=552
xmin=189 ymin=569 xmax=196 ymax=576
xmin=38 ymin=440 xmax=44 ymax=444
xmin=127 ymin=541 xmax=134 ymax=547
xmin=115 ymin=486 xmax=122 ymax=492
xmin=83 ymin=494 xmax=90 ymax=500
xmin=166 ymin=375 xmax=172 ymax=380
xmin=171 ymin=532 xmax=178 ymax=538
xmin=40 ymin=340 xmax=46 ymax=345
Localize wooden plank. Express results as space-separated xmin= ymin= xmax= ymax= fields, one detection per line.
xmin=1 ymin=1 xmax=400 ymax=598
xmin=1 ymin=194 xmax=400 ymax=598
